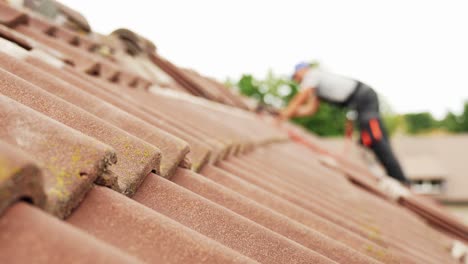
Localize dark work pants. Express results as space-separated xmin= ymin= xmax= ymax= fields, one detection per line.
xmin=350 ymin=84 xmax=409 ymax=184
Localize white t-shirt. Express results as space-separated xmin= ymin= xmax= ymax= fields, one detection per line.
xmin=300 ymin=69 xmax=358 ymax=103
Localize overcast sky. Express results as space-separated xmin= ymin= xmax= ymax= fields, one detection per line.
xmin=61 ymin=0 xmax=468 ymax=118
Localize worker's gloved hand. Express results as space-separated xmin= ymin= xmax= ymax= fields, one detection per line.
xmin=274 ymin=113 xmax=287 ymax=128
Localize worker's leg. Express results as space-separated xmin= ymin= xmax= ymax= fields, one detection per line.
xmin=352 ymin=85 xmax=408 ymax=183
xmin=359 ymin=117 xmax=409 ymax=183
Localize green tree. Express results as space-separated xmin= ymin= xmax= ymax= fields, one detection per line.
xmin=440 ymin=112 xmax=462 ymax=133
xmin=404 ymin=112 xmax=436 ymax=134
xmin=238 ymin=75 xmax=262 ymax=100
xmin=383 ymin=114 xmax=404 ymax=136
xmin=459 ymin=102 xmax=468 ymax=132
xmin=436 ymin=102 xmax=468 ymax=133
xmin=237 ymin=72 xmax=297 ymax=107
xmin=292 ymin=103 xmax=346 ymax=136
xmin=378 ymin=94 xmax=403 ymax=136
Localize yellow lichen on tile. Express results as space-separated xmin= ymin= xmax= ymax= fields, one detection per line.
xmin=364 ymin=244 xmax=389 ymax=262
xmin=0 ymin=157 xmax=20 ymax=181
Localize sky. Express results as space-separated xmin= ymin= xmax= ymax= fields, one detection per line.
xmin=61 ymin=0 xmax=468 ymax=118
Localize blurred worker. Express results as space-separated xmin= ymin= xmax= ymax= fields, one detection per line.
xmin=280 ymin=62 xmax=409 ymax=184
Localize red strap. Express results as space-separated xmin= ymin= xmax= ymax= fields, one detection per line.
xmin=369 ymin=118 xmax=382 ymax=141
xmin=361 ymin=131 xmax=372 ymax=147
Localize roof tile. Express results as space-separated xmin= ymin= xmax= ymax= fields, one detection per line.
xmin=0 ymin=66 xmax=161 ymax=196
xmin=172 ymin=168 xmax=382 ymax=264
xmin=0 ymin=47 xmax=189 ymax=178
xmin=0 ymin=2 xmax=28 ymax=27
xmin=246 ymin=145 xmax=458 ymax=263
xmin=0 ymin=94 xmax=115 ymax=218
xmin=133 ymin=172 xmax=335 ymax=264
xmin=0 ymin=202 xmax=142 ymax=264
xmin=67 ymin=186 xmax=257 ymax=264
xmin=200 ymin=165 xmax=402 ymax=263
xmin=72 ymin=77 xmax=241 ymax=159
xmin=24 ymin=49 xmax=214 ymax=171
xmin=0 ymin=2 xmax=465 ymax=263
xmin=66 ymin=59 xmax=227 ymax=164
xmin=0 ymin=140 xmax=45 ymax=214
xmin=0 ymin=24 xmax=33 ymax=49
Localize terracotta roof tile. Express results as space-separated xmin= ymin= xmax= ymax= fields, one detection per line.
xmin=249 ymin=144 xmax=459 ymax=262
xmin=0 ymin=65 xmax=161 ymax=196
xmin=0 ymin=94 xmax=115 ymax=218
xmin=27 ymin=12 xmax=93 ymax=49
xmin=0 ymin=2 xmax=466 ymax=263
xmin=217 ymin=160 xmax=385 ymax=243
xmin=64 ymin=60 xmax=228 ymax=164
xmin=293 ymin=127 xmax=468 ymax=243
xmin=150 ymin=52 xmax=215 ymax=98
xmin=0 ymin=23 xmax=33 ymax=49
xmin=0 ymin=48 xmax=188 ymax=177
xmin=199 ymin=165 xmax=403 ymax=263
xmin=15 ymin=24 xmax=96 ymax=67
xmin=171 ymin=168 xmax=382 ymax=264
xmin=134 ymin=95 xmax=245 ymax=146
xmin=133 ymin=172 xmax=335 ymax=264
xmin=180 ymin=68 xmax=250 ymax=109
xmin=67 ymin=186 xmax=257 ymax=264
xmin=0 ymin=140 xmax=45 ymax=214
xmin=32 ymin=57 xmax=210 ymax=172
xmin=0 ymin=202 xmax=142 ymax=264
xmin=22 ymin=50 xmax=214 ymax=170
xmin=147 ymin=56 xmax=249 ymax=109
xmin=401 ymin=195 xmax=468 ymax=241
xmin=5 ymin=15 xmax=145 ymax=86
xmin=98 ymin=84 xmax=244 ymax=155
xmin=0 ymin=2 xmax=28 ymax=27
xmin=54 ymin=1 xmax=91 ymax=32
xmin=140 ymin=88 xmax=287 ymax=145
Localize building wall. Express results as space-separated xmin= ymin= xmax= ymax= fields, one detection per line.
xmin=445 ymin=204 xmax=468 ymax=225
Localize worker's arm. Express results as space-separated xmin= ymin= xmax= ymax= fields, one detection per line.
xmin=292 ymin=95 xmax=320 ymax=117
xmin=280 ymin=88 xmax=317 ymax=120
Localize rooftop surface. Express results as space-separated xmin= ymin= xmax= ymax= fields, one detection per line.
xmin=0 ymin=1 xmax=467 ymax=263
xmin=323 ymin=135 xmax=468 ymax=203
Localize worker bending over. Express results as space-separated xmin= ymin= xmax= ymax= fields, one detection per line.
xmin=281 ymin=62 xmax=409 ymax=184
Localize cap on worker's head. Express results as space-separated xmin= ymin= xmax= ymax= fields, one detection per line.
xmin=294 ymin=62 xmax=310 ymax=73
xmin=292 ymin=61 xmax=311 ymax=80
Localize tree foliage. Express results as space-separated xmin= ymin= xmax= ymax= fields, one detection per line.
xmin=383 ymin=114 xmax=404 ymax=135
xmin=404 ymin=112 xmax=436 ymax=134
xmin=402 ymin=102 xmax=468 ymax=134
xmin=236 ymin=71 xmax=346 ymax=136
xmin=459 ymin=102 xmax=468 ymax=132
xmin=438 ymin=102 xmax=468 ymax=133
xmin=237 ymin=72 xmax=298 ymax=108
xmin=292 ymin=103 xmax=347 ymax=136
xmin=439 ymin=112 xmax=462 ymax=133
